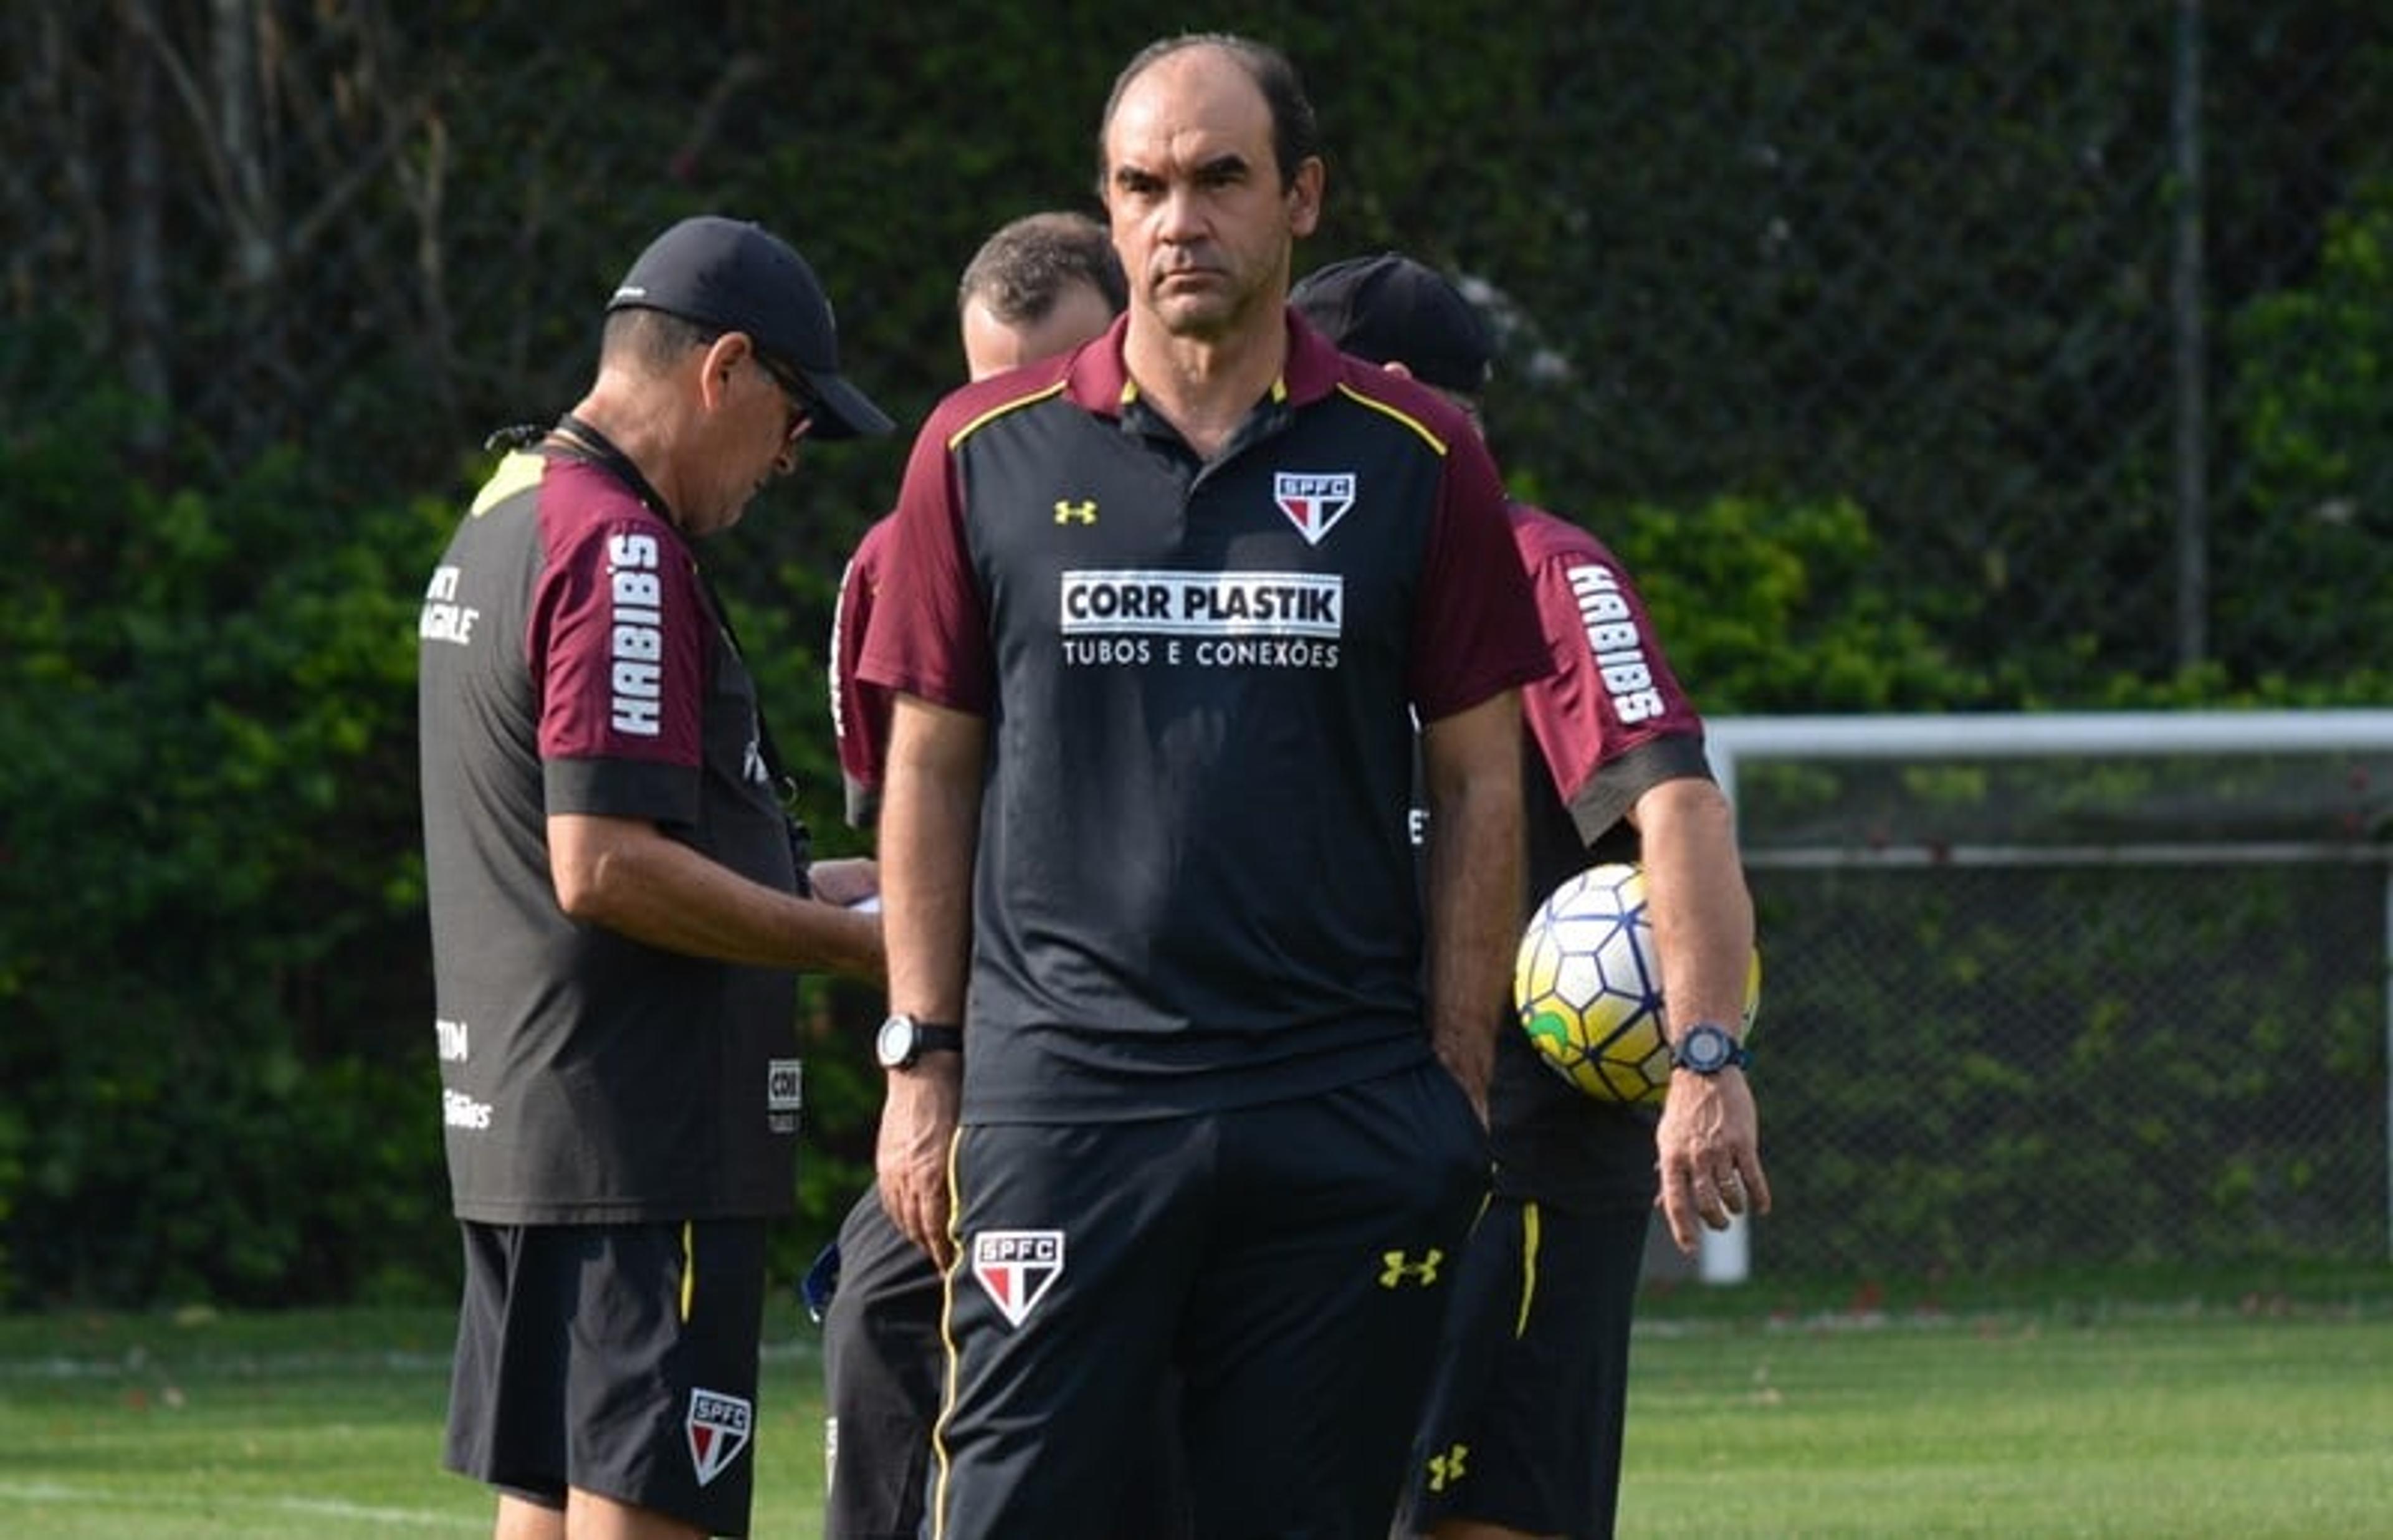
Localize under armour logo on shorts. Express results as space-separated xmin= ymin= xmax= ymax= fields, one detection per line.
xmin=1377 ymin=1248 xmax=1444 ymax=1288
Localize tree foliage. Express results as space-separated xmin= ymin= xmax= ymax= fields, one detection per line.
xmin=0 ymin=325 xmax=449 ymax=1303
xmin=2225 ymin=174 xmax=2393 ymax=681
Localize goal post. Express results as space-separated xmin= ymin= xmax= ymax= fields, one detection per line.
xmin=1694 ymin=709 xmax=2393 ymax=1285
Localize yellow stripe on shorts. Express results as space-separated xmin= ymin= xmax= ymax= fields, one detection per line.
xmin=1516 ymin=1201 xmax=1543 ymax=1339
xmin=929 ymin=1131 xmax=965 ymax=1540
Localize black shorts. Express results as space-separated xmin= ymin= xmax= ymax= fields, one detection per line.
xmin=821 ymin=1190 xmax=945 ymax=1540
xmin=1400 ymin=1197 xmax=1650 ymax=1540
xmin=821 ymin=1189 xmax=1191 ymax=1540
xmin=929 ymin=1061 xmax=1485 ymax=1540
xmin=444 ymin=1219 xmax=770 ymax=1537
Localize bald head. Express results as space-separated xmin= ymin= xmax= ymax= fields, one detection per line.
xmin=1095 ymin=32 xmax=1320 ymax=196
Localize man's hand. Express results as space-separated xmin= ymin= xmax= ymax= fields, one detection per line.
xmin=1654 ymin=1068 xmax=1769 ymax=1254
xmin=1418 ymin=689 xmax=1523 ymax=1134
xmin=808 ymin=856 xmax=879 ymax=908
xmin=1431 ymin=1027 xmax=1493 ymax=1128
xmin=876 ymin=1055 xmax=962 ymax=1267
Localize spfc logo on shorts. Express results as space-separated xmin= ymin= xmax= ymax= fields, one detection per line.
xmin=685 ymin=1388 xmax=753 ymax=1487
xmin=971 ymin=1229 xmax=1064 ymax=1328
xmin=1274 ymin=472 xmax=1357 ymax=545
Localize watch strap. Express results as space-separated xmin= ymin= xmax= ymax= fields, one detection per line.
xmin=879 ymin=1014 xmax=965 ymax=1070
xmin=910 ymin=1021 xmax=964 ymax=1056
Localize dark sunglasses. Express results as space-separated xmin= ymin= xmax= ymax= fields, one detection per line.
xmin=753 ymin=352 xmax=821 ymax=444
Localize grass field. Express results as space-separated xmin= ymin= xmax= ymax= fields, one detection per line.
xmin=4 ymin=1281 xmax=2390 ymax=1538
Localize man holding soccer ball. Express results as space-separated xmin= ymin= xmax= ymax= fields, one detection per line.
xmin=1292 ymin=253 xmax=1768 ymax=1540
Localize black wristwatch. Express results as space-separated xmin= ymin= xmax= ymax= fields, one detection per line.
xmin=1669 ymin=1021 xmax=1751 ymax=1077
xmin=874 ymin=1013 xmax=963 ymax=1071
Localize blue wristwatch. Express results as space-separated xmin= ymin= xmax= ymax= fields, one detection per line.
xmin=1669 ymin=1021 xmax=1751 ymax=1076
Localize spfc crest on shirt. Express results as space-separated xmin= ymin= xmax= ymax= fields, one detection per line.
xmin=1273 ymin=471 xmax=1357 ymax=545
xmin=972 ymin=1229 xmax=1064 ymax=1328
xmin=685 ymin=1388 xmax=753 ymax=1486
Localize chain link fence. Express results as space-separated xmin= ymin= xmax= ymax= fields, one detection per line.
xmin=7 ymin=2 xmax=2389 ymax=690
xmin=1336 ymin=1 xmax=2393 ymax=692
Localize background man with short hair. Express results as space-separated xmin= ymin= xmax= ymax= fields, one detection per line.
xmin=818 ymin=207 xmax=1184 ymax=1540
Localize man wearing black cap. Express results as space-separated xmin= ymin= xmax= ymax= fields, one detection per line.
xmin=1292 ymin=253 xmax=1767 ymax=1540
xmin=419 ymin=214 xmax=890 ymax=1540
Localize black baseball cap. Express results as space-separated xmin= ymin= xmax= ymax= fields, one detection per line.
xmin=1289 ymin=252 xmax=1496 ymax=397
xmin=608 ymin=215 xmax=894 ymax=439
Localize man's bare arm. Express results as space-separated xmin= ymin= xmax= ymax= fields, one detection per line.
xmin=1634 ymin=775 xmax=1770 ymax=1252
xmin=872 ymin=693 xmax=987 ymax=1264
xmin=548 ymin=814 xmax=882 ymax=981
xmin=1419 ymin=688 xmax=1526 ymax=1122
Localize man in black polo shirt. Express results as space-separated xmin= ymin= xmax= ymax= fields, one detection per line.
xmin=419 ymin=214 xmax=889 ymax=1540
xmin=861 ymin=34 xmax=1549 ymax=1540
xmin=1292 ymin=253 xmax=1769 ymax=1540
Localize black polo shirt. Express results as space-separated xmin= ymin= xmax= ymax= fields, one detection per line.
xmin=418 ymin=449 xmax=802 ymax=1222
xmin=862 ymin=313 xmax=1549 ymax=1123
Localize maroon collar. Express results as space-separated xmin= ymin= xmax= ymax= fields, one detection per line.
xmin=1062 ymin=308 xmax=1349 ymax=420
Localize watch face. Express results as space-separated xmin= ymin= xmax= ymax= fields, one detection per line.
xmin=1676 ymin=1024 xmax=1732 ymax=1072
xmin=875 ymin=1015 xmax=915 ymax=1069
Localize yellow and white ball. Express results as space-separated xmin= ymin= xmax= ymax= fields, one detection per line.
xmin=1514 ymin=862 xmax=1760 ymax=1105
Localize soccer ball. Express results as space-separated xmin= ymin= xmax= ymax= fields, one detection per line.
xmin=1513 ymin=862 xmax=1760 ymax=1105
